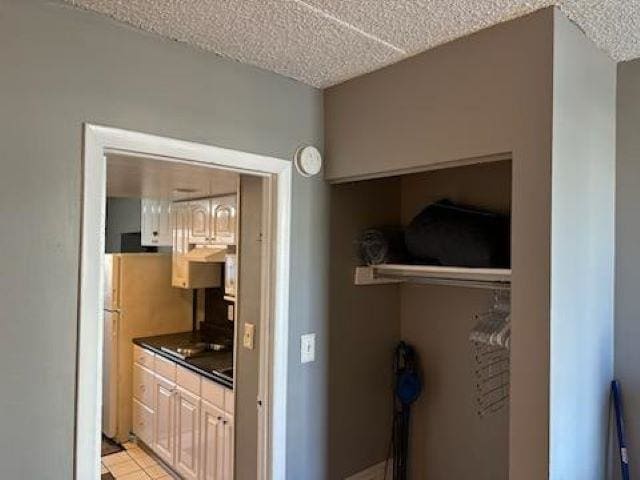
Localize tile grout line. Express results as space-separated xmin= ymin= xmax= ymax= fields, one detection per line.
xmin=292 ymin=0 xmax=407 ymax=54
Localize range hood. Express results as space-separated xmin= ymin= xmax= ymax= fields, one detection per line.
xmin=183 ymin=246 xmax=227 ymax=263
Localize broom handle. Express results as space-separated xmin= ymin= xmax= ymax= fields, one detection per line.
xmin=612 ymin=380 xmax=630 ymax=480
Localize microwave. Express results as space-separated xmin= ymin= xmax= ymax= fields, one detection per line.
xmin=224 ymin=254 xmax=237 ymax=298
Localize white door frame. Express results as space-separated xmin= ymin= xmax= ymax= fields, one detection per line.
xmin=75 ymin=124 xmax=291 ymax=479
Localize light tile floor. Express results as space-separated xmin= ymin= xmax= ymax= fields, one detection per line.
xmin=101 ymin=441 xmax=174 ymax=479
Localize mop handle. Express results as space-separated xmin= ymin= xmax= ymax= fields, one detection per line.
xmin=612 ymin=380 xmax=630 ymax=480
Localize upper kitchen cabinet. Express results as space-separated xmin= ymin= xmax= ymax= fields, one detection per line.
xmin=211 ymin=196 xmax=236 ymax=245
xmin=186 ymin=195 xmax=237 ymax=246
xmin=187 ymin=199 xmax=211 ymax=245
xmin=141 ymin=199 xmax=173 ymax=247
xmin=172 ymin=203 xmax=221 ymax=289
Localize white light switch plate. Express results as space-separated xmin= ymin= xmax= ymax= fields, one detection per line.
xmin=301 ymin=333 xmax=316 ymax=364
xmin=243 ymin=323 xmax=255 ymax=350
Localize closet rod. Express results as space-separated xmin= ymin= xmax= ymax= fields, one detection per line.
xmin=376 ymin=274 xmax=510 ymax=290
xmin=354 ymin=265 xmax=511 ymax=290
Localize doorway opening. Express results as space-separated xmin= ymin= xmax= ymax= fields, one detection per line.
xmin=76 ymin=125 xmax=292 ymax=479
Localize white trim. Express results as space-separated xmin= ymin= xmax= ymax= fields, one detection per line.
xmin=75 ymin=124 xmax=291 ymax=480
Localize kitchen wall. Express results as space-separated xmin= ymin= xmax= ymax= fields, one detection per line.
xmin=550 ymin=12 xmax=616 ymax=479
xmin=105 ymin=197 xmax=141 ymax=252
xmin=325 ymin=9 xmax=554 ymax=478
xmin=0 ymin=1 xmax=325 ymax=478
xmin=615 ymin=57 xmax=640 ymax=479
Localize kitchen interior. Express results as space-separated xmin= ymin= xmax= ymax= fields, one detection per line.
xmin=100 ymin=153 xmax=261 ymax=480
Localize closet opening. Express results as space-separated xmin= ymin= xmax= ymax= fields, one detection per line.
xmin=329 ymin=158 xmax=512 ymax=480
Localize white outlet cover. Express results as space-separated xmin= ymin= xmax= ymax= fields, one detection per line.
xmin=301 ymin=333 xmax=316 ymax=364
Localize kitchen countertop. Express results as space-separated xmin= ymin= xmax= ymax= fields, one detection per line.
xmin=133 ymin=332 xmax=233 ymax=389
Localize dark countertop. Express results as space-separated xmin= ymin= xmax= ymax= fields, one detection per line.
xmin=133 ymin=331 xmax=233 ymax=389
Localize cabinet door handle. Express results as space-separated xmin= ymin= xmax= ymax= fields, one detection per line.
xmin=152 ymin=231 xmax=158 ymax=236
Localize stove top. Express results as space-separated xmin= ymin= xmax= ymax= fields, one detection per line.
xmin=160 ymin=341 xmax=230 ymax=360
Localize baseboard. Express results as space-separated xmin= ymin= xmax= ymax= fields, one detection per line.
xmin=345 ymin=460 xmax=392 ymax=480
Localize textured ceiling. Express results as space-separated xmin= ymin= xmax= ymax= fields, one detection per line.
xmin=107 ymin=153 xmax=238 ymax=200
xmin=65 ymin=0 xmax=640 ymax=88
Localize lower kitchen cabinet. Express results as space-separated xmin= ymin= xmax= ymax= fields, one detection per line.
xmin=133 ymin=346 xmax=234 ymax=479
xmin=200 ymin=401 xmax=234 ymax=480
xmin=132 ymin=398 xmax=153 ymax=446
xmin=175 ymin=387 xmax=200 ymax=480
xmin=222 ymin=412 xmax=234 ymax=479
xmin=153 ymin=375 xmax=177 ymax=465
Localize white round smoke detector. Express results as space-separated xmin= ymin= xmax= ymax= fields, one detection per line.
xmin=294 ymin=145 xmax=322 ymax=177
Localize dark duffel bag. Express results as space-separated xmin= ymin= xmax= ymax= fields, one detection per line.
xmin=404 ymin=200 xmax=510 ymax=268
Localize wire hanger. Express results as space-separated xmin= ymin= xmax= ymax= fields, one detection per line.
xmin=470 ymin=290 xmax=510 ymax=417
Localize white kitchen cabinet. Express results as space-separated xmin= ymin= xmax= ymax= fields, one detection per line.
xmin=222 ymin=412 xmax=234 ymax=480
xmin=134 ymin=347 xmax=234 ymax=479
xmin=200 ymin=400 xmax=226 ymax=480
xmin=141 ymin=199 xmax=173 ymax=247
xmin=184 ymin=195 xmax=237 ymax=246
xmin=132 ymin=363 xmax=155 ymax=408
xmin=188 ymin=199 xmax=211 ymax=245
xmin=175 ymin=387 xmax=201 ymax=480
xmin=132 ymin=398 xmax=154 ymax=446
xmin=153 ymin=374 xmax=177 ymax=465
xmin=211 ymin=195 xmax=236 ymax=245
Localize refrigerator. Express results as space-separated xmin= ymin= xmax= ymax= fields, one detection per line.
xmin=102 ymin=253 xmax=193 ymax=443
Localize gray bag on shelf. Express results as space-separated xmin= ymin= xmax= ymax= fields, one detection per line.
xmin=357 ymin=227 xmax=408 ymax=266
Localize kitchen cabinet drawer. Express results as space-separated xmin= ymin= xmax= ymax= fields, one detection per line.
xmin=201 ymin=378 xmax=226 ymax=410
xmin=133 ymin=363 xmax=154 ymax=408
xmin=154 ymin=355 xmax=177 ymax=382
xmin=132 ymin=398 xmax=154 ymax=447
xmin=177 ymin=365 xmax=201 ymax=396
xmin=133 ymin=345 xmax=154 ymax=369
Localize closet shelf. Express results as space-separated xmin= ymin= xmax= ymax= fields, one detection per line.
xmin=354 ymin=264 xmax=511 ymax=290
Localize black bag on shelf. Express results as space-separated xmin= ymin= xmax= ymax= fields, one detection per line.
xmin=357 ymin=227 xmax=408 ymax=266
xmin=404 ymin=200 xmax=510 ymax=268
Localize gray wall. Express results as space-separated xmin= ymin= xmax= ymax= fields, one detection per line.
xmin=325 ymin=9 xmax=554 ymax=478
xmin=105 ymin=197 xmax=141 ymax=252
xmin=0 ymin=1 xmax=325 ymax=478
xmin=615 ymin=58 xmax=640 ymax=478
xmin=549 ymin=13 xmax=616 ymax=479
